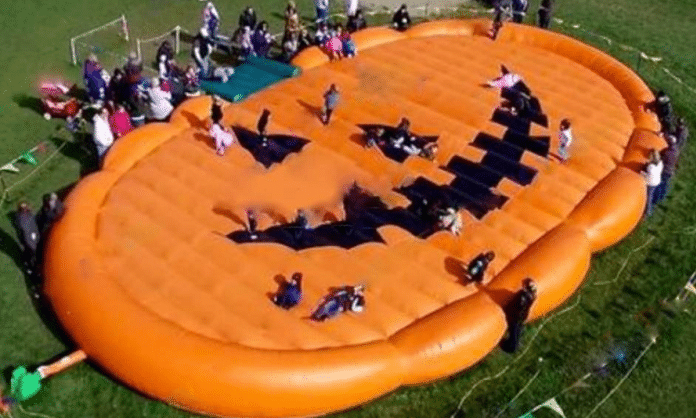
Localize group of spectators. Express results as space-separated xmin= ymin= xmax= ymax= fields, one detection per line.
xmin=84 ymin=50 xmax=201 ymax=162
xmin=491 ymin=0 xmax=555 ymax=39
xmin=642 ymin=91 xmax=689 ymax=217
xmin=196 ymin=0 xmax=368 ymax=66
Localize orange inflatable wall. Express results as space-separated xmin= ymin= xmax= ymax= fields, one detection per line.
xmin=44 ymin=19 xmax=663 ymax=418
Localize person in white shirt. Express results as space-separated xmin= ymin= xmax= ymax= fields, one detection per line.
xmin=210 ymin=121 xmax=237 ymax=155
xmin=557 ymin=119 xmax=573 ymax=161
xmin=315 ymin=0 xmax=329 ymax=24
xmin=642 ymin=149 xmax=663 ymax=217
xmin=486 ymin=65 xmax=523 ymax=89
xmin=147 ymin=78 xmax=174 ymax=121
xmin=92 ymin=107 xmax=114 ymax=161
xmin=345 ymin=0 xmax=358 ymax=18
xmin=438 ymin=207 xmax=463 ymax=236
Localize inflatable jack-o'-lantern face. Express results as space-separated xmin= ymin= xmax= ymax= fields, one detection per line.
xmin=45 ymin=19 xmax=663 ymax=418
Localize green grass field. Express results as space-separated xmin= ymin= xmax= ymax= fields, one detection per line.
xmin=1 ymin=0 xmax=695 ymax=417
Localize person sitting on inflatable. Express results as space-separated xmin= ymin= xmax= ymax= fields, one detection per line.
xmin=485 ymin=65 xmax=524 ymax=90
xmin=311 ymin=285 xmax=365 ymax=321
xmin=437 ymin=207 xmax=463 ymax=236
xmin=273 ymin=272 xmax=303 ymax=309
xmin=209 ymin=117 xmax=237 ymax=156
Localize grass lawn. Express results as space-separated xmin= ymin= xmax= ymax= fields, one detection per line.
xmin=1 ymin=0 xmax=695 ymax=417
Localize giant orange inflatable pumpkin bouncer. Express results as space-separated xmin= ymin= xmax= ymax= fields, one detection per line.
xmin=44 ymin=19 xmax=664 ymax=418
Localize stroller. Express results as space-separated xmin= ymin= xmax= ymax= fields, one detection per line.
xmin=39 ymin=82 xmax=82 ymax=121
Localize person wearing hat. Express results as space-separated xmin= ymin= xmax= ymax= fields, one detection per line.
xmin=36 ymin=193 xmax=65 ymax=237
xmin=238 ymin=6 xmax=257 ymax=30
xmin=501 ymin=278 xmax=537 ymax=353
xmin=537 ymin=0 xmax=554 ymax=29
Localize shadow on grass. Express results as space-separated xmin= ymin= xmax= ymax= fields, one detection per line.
xmin=1 ymin=213 xmax=74 ymax=349
xmin=13 ymin=93 xmax=44 ymax=116
xmin=50 ymin=135 xmax=98 ymax=177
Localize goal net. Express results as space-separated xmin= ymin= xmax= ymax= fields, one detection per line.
xmin=70 ymin=15 xmax=131 ymax=69
xmin=136 ymin=26 xmax=184 ymax=73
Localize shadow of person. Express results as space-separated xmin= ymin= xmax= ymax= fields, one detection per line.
xmin=13 ymin=93 xmax=44 ymax=116
xmin=50 ymin=136 xmax=98 ymax=177
xmin=193 ymin=132 xmax=215 ymax=150
xmin=179 ymin=110 xmax=208 ymax=130
xmin=444 ymin=256 xmax=467 ymax=284
xmin=296 ymin=99 xmax=322 ymax=120
xmin=211 ymin=205 xmax=247 ymax=227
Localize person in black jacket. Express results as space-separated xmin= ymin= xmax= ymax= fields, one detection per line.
xmin=512 ymin=0 xmax=528 ymax=23
xmin=211 ymin=95 xmax=223 ymax=125
xmin=14 ymin=202 xmax=41 ymax=276
xmin=537 ymin=0 xmax=554 ymax=29
xmin=239 ymin=6 xmax=257 ymax=30
xmin=392 ymin=4 xmax=411 ymax=31
xmin=257 ymin=108 xmax=271 ymax=146
xmin=347 ymin=9 xmax=367 ymax=33
xmin=36 ymin=193 xmax=65 ymax=236
xmin=467 ymin=251 xmax=495 ymax=283
xmin=644 ymin=91 xmax=675 ymax=134
xmin=501 ymin=278 xmax=537 ymax=353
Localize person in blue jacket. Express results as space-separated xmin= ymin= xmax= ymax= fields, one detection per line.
xmin=273 ymin=272 xmax=303 ymax=309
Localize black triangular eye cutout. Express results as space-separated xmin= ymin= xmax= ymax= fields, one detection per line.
xmin=231 ymin=126 xmax=309 ymax=168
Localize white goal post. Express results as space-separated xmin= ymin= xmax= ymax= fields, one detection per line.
xmin=136 ymin=25 xmax=182 ymax=63
xmin=70 ymin=14 xmax=130 ymax=65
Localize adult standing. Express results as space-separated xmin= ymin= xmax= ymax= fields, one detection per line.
xmin=655 ymin=136 xmax=679 ymax=203
xmin=192 ymin=27 xmax=213 ymax=78
xmin=315 ymin=0 xmax=330 ymax=24
xmin=202 ymin=1 xmax=220 ymax=39
xmin=345 ymin=0 xmax=358 ymax=19
xmin=512 ymin=0 xmax=528 ymax=23
xmin=675 ymin=117 xmax=689 ymax=150
xmin=347 ymin=9 xmax=367 ymax=32
xmin=92 ymin=107 xmax=114 ymax=161
xmin=147 ymin=78 xmax=174 ymax=121
xmin=501 ymin=278 xmax=537 ymax=353
xmin=14 ymin=202 xmax=41 ymax=276
xmin=642 ymin=149 xmax=663 ymax=217
xmin=537 ymin=0 xmax=554 ymax=29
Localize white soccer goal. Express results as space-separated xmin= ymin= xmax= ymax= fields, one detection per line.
xmin=136 ymin=26 xmax=182 ymax=67
xmin=70 ymin=14 xmax=130 ymax=66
